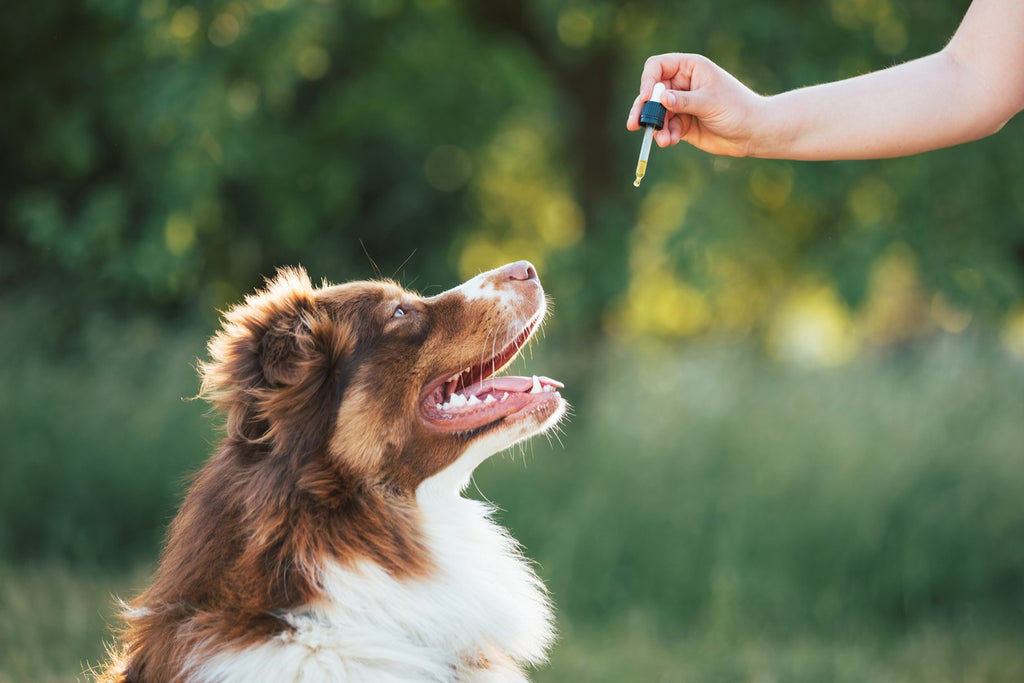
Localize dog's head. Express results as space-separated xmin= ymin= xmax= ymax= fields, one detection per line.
xmin=199 ymin=261 xmax=565 ymax=493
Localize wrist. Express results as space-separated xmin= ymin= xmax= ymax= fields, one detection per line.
xmin=744 ymin=94 xmax=796 ymax=159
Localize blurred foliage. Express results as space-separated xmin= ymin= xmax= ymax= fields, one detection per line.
xmin=0 ymin=296 xmax=208 ymax=562
xmin=3 ymin=0 xmax=1024 ymax=677
xmin=2 ymin=0 xmax=1022 ymax=344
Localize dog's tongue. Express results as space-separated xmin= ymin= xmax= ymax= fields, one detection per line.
xmin=425 ymin=373 xmax=564 ymax=432
xmin=466 ymin=375 xmax=563 ymax=397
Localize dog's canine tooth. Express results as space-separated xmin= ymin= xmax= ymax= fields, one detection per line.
xmin=529 ymin=375 xmax=542 ymax=394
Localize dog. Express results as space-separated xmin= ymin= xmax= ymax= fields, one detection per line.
xmin=99 ymin=261 xmax=566 ymax=682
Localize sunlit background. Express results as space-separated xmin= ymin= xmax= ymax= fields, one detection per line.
xmin=2 ymin=1 xmax=1023 ymax=681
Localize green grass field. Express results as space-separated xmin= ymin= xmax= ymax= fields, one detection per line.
xmin=2 ymin=565 xmax=1022 ymax=682
xmin=2 ymin=314 xmax=1023 ymax=682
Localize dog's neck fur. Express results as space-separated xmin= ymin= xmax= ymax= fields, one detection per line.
xmin=189 ymin=438 xmax=554 ymax=683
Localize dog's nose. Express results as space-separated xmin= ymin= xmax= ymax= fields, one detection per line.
xmin=503 ymin=261 xmax=538 ymax=282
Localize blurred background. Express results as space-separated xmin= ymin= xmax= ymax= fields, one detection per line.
xmin=2 ymin=0 xmax=1023 ymax=680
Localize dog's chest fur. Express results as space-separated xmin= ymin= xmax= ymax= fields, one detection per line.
xmin=191 ymin=463 xmax=553 ymax=682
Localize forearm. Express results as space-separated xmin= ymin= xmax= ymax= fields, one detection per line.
xmin=745 ymin=45 xmax=1024 ymax=161
xmin=750 ymin=50 xmax=1008 ymax=160
xmin=750 ymin=0 xmax=1024 ymax=161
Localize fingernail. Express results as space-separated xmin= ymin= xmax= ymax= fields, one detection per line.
xmin=663 ymin=92 xmax=676 ymax=108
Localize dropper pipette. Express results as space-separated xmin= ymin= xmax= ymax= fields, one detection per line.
xmin=633 ymin=82 xmax=667 ymax=188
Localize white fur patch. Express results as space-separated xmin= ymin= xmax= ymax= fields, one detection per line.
xmin=449 ymin=268 xmax=521 ymax=309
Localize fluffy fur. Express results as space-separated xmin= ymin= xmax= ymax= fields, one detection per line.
xmin=98 ymin=261 xmax=567 ymax=682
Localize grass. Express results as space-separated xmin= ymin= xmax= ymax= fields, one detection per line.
xmin=541 ymin=617 xmax=1024 ymax=682
xmin=3 ymin=564 xmax=1022 ymax=682
xmin=0 ymin=564 xmax=148 ymax=683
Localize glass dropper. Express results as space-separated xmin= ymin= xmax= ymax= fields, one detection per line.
xmin=634 ymin=82 xmax=667 ymax=188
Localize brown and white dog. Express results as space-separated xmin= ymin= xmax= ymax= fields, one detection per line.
xmin=100 ymin=261 xmax=566 ymax=682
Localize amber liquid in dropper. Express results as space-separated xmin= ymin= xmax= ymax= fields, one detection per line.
xmin=633 ymin=159 xmax=647 ymax=187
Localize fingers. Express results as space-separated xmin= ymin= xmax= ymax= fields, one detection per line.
xmin=661 ymin=88 xmax=709 ymax=120
xmin=626 ymin=93 xmax=644 ymax=130
xmin=629 ymin=54 xmax=680 ymax=129
xmin=628 ymin=53 xmax=709 ymax=130
xmin=638 ymin=54 xmax=677 ymax=99
xmin=629 ymin=86 xmax=704 ymax=146
xmin=639 ymin=53 xmax=707 ymax=97
xmin=656 ymin=115 xmax=683 ymax=148
xmin=628 ymin=90 xmax=691 ymax=143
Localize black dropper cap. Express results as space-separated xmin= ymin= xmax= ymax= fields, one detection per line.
xmin=639 ymin=96 xmax=667 ymax=131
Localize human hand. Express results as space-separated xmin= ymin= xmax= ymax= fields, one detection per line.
xmin=626 ymin=53 xmax=767 ymax=157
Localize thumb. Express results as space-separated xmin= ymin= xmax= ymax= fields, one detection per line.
xmin=661 ymin=89 xmax=713 ymax=120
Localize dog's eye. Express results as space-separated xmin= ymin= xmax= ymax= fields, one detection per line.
xmin=384 ymin=301 xmax=425 ymax=339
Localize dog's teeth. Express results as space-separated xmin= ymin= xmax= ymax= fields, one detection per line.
xmin=447 ymin=373 xmax=461 ymax=383
xmin=449 ymin=393 xmax=468 ymax=407
xmin=501 ymin=392 xmax=509 ymax=402
xmin=484 ymin=394 xmax=496 ymax=404
xmin=436 ymin=403 xmax=443 ymax=410
xmin=530 ymin=375 xmax=542 ymax=394
xmin=467 ymin=394 xmax=481 ymax=406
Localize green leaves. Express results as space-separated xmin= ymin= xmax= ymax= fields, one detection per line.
xmin=1 ymin=0 xmax=1021 ymax=343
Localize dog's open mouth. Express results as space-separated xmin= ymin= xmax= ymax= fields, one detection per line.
xmin=420 ymin=317 xmax=563 ymax=434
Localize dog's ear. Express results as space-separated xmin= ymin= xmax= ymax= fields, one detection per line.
xmin=199 ymin=267 xmax=352 ymax=443
xmin=259 ymin=307 xmax=314 ymax=387
xmin=203 ymin=266 xmax=317 ymax=388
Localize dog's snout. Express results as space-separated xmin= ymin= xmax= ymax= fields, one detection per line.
xmin=503 ymin=261 xmax=538 ymax=282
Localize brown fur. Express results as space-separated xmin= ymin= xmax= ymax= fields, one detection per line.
xmin=99 ymin=266 xmax=554 ymax=682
